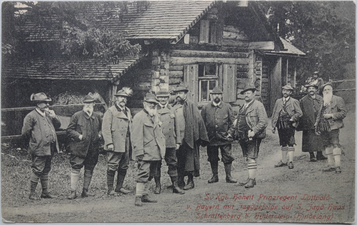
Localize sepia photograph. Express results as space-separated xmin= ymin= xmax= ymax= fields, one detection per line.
xmin=1 ymin=0 xmax=355 ymax=223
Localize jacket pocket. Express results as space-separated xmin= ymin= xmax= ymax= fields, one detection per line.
xmin=144 ymin=139 xmax=154 ymax=146
xmin=144 ymin=122 xmax=154 ymax=128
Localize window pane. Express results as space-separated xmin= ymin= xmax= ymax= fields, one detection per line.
xmin=205 ymin=64 xmax=216 ymax=76
xmin=208 ymin=80 xmax=217 ymax=101
xmin=198 ymin=64 xmax=204 ymax=77
xmin=201 ymin=80 xmax=208 ymax=101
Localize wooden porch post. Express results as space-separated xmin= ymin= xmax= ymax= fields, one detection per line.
xmin=270 ymin=57 xmax=282 ymax=114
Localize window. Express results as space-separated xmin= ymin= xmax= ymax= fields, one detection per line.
xmin=198 ymin=64 xmax=218 ymax=102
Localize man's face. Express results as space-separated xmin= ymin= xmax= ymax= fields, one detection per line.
xmin=115 ymin=96 xmax=127 ymax=107
xmin=157 ymin=96 xmax=169 ymax=105
xmin=211 ymin=93 xmax=222 ymax=103
xmin=176 ymin=91 xmax=187 ymax=101
xmin=83 ymin=103 xmax=94 ymax=114
xmin=282 ymin=89 xmax=292 ymax=98
xmin=37 ymin=102 xmax=50 ymax=112
xmin=307 ymin=86 xmax=317 ymax=96
xmin=323 ymin=85 xmax=333 ymax=96
xmin=243 ymin=90 xmax=255 ymax=102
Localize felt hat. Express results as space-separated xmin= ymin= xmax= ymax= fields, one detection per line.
xmin=173 ymin=84 xmax=189 ymax=93
xmin=115 ymin=87 xmax=133 ymax=97
xmin=321 ymin=82 xmax=333 ymax=90
xmin=156 ymin=90 xmax=170 ymax=97
xmin=144 ymin=92 xmax=159 ymax=104
xmin=282 ymin=84 xmax=294 ymax=91
xmin=240 ymin=84 xmax=257 ymax=95
xmin=304 ymin=82 xmax=318 ymax=89
xmin=83 ymin=95 xmax=96 ymax=103
xmin=210 ymin=86 xmax=223 ymax=94
xmin=30 ymin=92 xmax=52 ymax=102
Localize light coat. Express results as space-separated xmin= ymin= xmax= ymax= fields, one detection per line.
xmin=67 ymin=110 xmax=102 ymax=158
xmin=131 ymin=109 xmax=166 ymax=161
xmin=102 ymin=105 xmax=132 ymax=153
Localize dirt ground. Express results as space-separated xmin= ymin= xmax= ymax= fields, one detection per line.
xmin=1 ymin=105 xmax=355 ymax=223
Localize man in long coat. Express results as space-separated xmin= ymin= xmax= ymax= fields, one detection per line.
xmin=297 ymin=83 xmax=326 ymax=161
xmin=67 ymin=95 xmax=102 ymax=199
xmin=201 ymin=86 xmax=237 ymax=184
xmin=22 ymin=92 xmax=61 ymax=200
xmin=102 ymin=87 xmax=133 ymax=195
xmin=172 ymin=84 xmax=209 ymax=190
xmin=271 ymin=84 xmax=302 ymax=169
xmin=131 ymin=92 xmax=166 ymax=206
xmin=235 ymin=85 xmax=268 ymax=188
xmin=154 ymin=90 xmax=185 ymax=194
xmin=315 ymin=82 xmax=347 ymax=173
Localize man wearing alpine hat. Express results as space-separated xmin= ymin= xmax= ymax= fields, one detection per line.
xmin=22 ymin=92 xmax=61 ymax=200
xmin=235 ymin=84 xmax=267 ymax=188
xmin=271 ymin=84 xmax=302 ymax=169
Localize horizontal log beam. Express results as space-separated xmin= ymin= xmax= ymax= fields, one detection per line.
xmin=169 ymin=71 xmax=184 ymax=78
xmin=171 ymin=50 xmax=249 ymax=58
xmin=169 ymin=65 xmax=184 ymax=71
xmin=170 ymin=57 xmax=250 ymax=65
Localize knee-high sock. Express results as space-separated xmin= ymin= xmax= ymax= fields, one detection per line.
xmin=136 ymin=183 xmax=145 ymax=196
xmin=281 ymin=146 xmax=288 ymax=163
xmin=325 ymin=146 xmax=334 ymax=167
xmin=247 ymin=159 xmax=257 ymax=179
xmin=70 ymin=168 xmax=81 ymax=191
xmin=287 ymin=147 xmax=295 ymax=162
xmin=333 ymin=147 xmax=341 ymax=167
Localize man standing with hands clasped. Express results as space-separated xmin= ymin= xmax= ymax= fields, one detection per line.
xmin=271 ymin=84 xmax=302 ymax=169
xmin=235 ymin=84 xmax=267 ymax=188
xmin=102 ymin=87 xmax=133 ymax=196
xmin=201 ymin=86 xmax=237 ymax=184
xmin=67 ymin=95 xmax=102 ymax=199
xmin=22 ymin=92 xmax=61 ymax=200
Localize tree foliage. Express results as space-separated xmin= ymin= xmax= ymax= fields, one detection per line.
xmin=2 ymin=1 xmax=141 ymax=63
xmin=261 ymin=1 xmax=355 ymax=81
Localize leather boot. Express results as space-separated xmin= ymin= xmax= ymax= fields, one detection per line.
xmin=141 ymin=194 xmax=158 ymax=203
xmin=154 ymin=176 xmax=161 ymax=194
xmin=183 ymin=174 xmax=194 ymax=190
xmin=68 ymin=190 xmax=77 ymax=200
xmin=316 ymin=151 xmax=327 ymax=160
xmin=135 ymin=196 xmax=143 ymax=206
xmin=40 ymin=174 xmax=57 ymax=198
xmin=115 ymin=169 xmax=131 ymax=194
xmin=208 ymin=162 xmax=219 ymax=183
xmin=29 ymin=181 xmax=39 ymax=200
xmin=170 ymin=176 xmax=185 ymax=194
xmin=310 ymin=152 xmax=317 ymax=162
xmin=82 ymin=170 xmax=94 ymax=197
xmin=177 ymin=175 xmax=185 ymax=189
xmin=244 ymin=178 xmax=256 ymax=188
xmin=237 ymin=178 xmax=256 ymax=186
xmin=107 ymin=170 xmax=116 ymax=195
xmin=224 ymin=163 xmax=237 ymax=183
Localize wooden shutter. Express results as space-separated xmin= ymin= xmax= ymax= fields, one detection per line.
xmin=222 ymin=64 xmax=237 ymax=103
xmin=199 ymin=20 xmax=209 ymax=44
xmin=184 ymin=64 xmax=198 ymax=104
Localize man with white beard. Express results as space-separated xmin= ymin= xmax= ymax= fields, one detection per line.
xmin=67 ymin=95 xmax=102 ymax=199
xmin=315 ymin=82 xmax=347 ymax=173
xmin=131 ymin=92 xmax=166 ymax=206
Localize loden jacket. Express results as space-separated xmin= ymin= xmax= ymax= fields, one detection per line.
xmin=131 ymin=109 xmax=166 ymax=161
xmin=67 ymin=110 xmax=102 ymax=158
xmin=271 ymin=97 xmax=303 ymax=129
xmin=157 ymin=104 xmax=181 ymax=148
xmin=315 ymin=95 xmax=347 ymax=131
xmin=22 ymin=109 xmax=61 ymax=156
xmin=102 ymin=105 xmax=132 ymax=153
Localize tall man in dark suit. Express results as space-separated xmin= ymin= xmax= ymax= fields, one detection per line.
xmin=201 ymin=86 xmax=237 ymax=184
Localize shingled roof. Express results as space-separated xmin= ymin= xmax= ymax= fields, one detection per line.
xmin=264 ymin=37 xmax=306 ymax=56
xmin=2 ymin=56 xmax=141 ymax=81
xmin=103 ymin=1 xmax=216 ymax=43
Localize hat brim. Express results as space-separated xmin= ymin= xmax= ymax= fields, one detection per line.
xmin=173 ymin=89 xmax=188 ymax=93
xmin=83 ymin=100 xmax=95 ymax=103
xmin=156 ymin=94 xmax=170 ymax=97
xmin=210 ymin=92 xmax=223 ymax=95
xmin=145 ymin=99 xmax=159 ymax=104
xmin=33 ymin=98 xmax=52 ymax=102
xmin=304 ymin=85 xmax=318 ymax=89
xmin=115 ymin=94 xmax=130 ymax=97
xmin=282 ymin=88 xmax=294 ymax=91
xmin=240 ymin=88 xmax=256 ymax=95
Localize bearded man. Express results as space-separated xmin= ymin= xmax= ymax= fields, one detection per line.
xmin=271 ymin=84 xmax=302 ymax=169
xmin=315 ymin=83 xmax=347 ymax=173
xmin=102 ymin=87 xmax=133 ymax=196
xmin=172 ymin=84 xmax=209 ymax=190
xmin=67 ymin=95 xmax=102 ymax=199
xmin=131 ymin=92 xmax=166 ymax=206
xmin=201 ymin=87 xmax=237 ymax=184
xmin=297 ymin=83 xmax=325 ymax=161
xmin=22 ymin=92 xmax=61 ymax=200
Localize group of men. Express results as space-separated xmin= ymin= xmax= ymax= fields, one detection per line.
xmin=21 ymin=80 xmax=346 ymax=206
